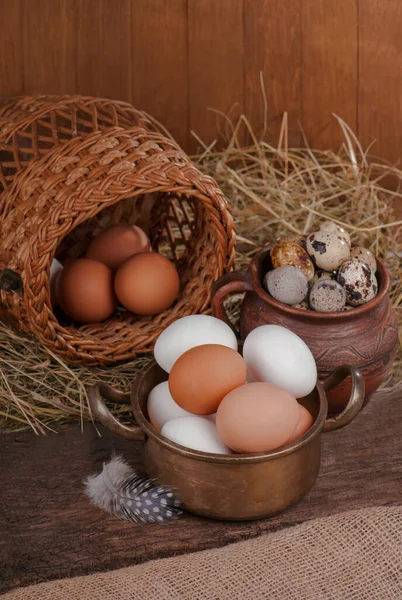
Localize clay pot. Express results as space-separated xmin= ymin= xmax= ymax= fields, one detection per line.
xmin=211 ymin=245 xmax=399 ymax=413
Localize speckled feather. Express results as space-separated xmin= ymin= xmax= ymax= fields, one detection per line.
xmin=84 ymin=455 xmax=182 ymax=525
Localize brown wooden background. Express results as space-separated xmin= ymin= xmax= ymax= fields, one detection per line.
xmin=0 ymin=0 xmax=401 ymax=162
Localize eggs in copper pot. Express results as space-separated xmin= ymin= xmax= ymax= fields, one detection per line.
xmin=161 ymin=416 xmax=231 ymax=454
xmin=114 ymin=252 xmax=180 ymax=316
xmin=287 ymin=404 xmax=314 ymax=443
xmin=57 ymin=258 xmax=116 ymax=323
xmin=147 ymin=381 xmax=194 ymax=432
xmin=154 ymin=315 xmax=238 ymax=373
xmin=86 ymin=224 xmax=152 ymax=271
xmin=242 ymin=325 xmax=317 ymax=398
xmin=168 ymin=344 xmax=247 ymax=415
xmin=216 ymin=382 xmax=300 ymax=453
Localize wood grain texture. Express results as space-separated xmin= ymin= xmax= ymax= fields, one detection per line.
xmin=22 ymin=0 xmax=76 ymax=94
xmin=188 ymin=0 xmax=244 ymax=151
xmin=244 ymin=0 xmax=302 ymax=146
xmin=359 ymin=0 xmax=402 ymax=166
xmin=301 ymin=0 xmax=358 ymax=149
xmin=0 ymin=0 xmax=23 ymax=99
xmin=0 ymin=1 xmax=401 ymax=160
xmin=76 ymin=0 xmax=132 ymax=101
xmin=131 ymin=0 xmax=188 ymax=149
xmin=0 ymin=389 xmax=401 ymax=594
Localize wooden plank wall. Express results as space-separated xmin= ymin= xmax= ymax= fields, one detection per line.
xmin=0 ymin=0 xmax=401 ymax=164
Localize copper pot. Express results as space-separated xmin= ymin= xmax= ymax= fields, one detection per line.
xmin=88 ymin=362 xmax=364 ymax=521
xmin=211 ymin=246 xmax=398 ymax=414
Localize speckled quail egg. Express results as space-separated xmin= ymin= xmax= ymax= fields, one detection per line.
xmin=280 ymin=234 xmax=307 ymax=249
xmin=342 ymin=305 xmax=354 ymax=311
xmin=264 ymin=266 xmax=308 ymax=305
xmin=349 ymin=246 xmax=377 ymax=273
xmin=309 ymin=280 xmax=346 ymax=312
xmin=319 ymin=221 xmax=351 ymax=248
xmin=270 ymin=241 xmax=315 ymax=281
xmin=309 ymin=270 xmax=336 ymax=288
xmin=306 ymin=231 xmax=350 ymax=271
xmin=294 ymin=299 xmax=310 ymax=310
xmin=337 ymin=259 xmax=378 ymax=306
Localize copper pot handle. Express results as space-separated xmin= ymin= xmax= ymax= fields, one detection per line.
xmin=87 ymin=383 xmax=145 ymax=441
xmin=211 ymin=270 xmax=253 ymax=335
xmin=322 ymin=365 xmax=365 ymax=432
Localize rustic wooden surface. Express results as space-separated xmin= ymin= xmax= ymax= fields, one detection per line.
xmin=0 ymin=388 xmax=401 ymax=595
xmin=0 ymin=0 xmax=402 ymax=162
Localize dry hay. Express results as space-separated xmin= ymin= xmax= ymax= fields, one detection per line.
xmin=0 ymin=114 xmax=401 ymax=432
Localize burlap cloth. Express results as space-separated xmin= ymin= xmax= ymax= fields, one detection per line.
xmin=3 ymin=506 xmax=402 ymax=600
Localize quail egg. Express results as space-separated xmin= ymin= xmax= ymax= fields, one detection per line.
xmin=309 ymin=280 xmax=346 ymax=312
xmin=337 ymin=259 xmax=378 ymax=306
xmin=306 ymin=231 xmax=350 ymax=271
xmin=270 ymin=241 xmax=315 ymax=281
xmin=294 ymin=299 xmax=310 ymax=310
xmin=280 ymin=234 xmax=307 ymax=249
xmin=349 ymin=246 xmax=377 ymax=273
xmin=309 ymin=270 xmax=336 ymax=288
xmin=264 ymin=266 xmax=308 ymax=305
xmin=319 ymin=221 xmax=351 ymax=248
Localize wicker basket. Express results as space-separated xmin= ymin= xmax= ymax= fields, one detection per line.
xmin=0 ymin=94 xmax=161 ymax=198
xmin=0 ymin=97 xmax=235 ymax=365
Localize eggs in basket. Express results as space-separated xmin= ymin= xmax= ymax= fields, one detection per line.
xmin=50 ymin=224 xmax=180 ymax=323
xmin=148 ymin=315 xmax=317 ymax=455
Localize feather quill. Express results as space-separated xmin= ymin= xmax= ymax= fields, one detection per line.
xmin=84 ymin=455 xmax=182 ymax=524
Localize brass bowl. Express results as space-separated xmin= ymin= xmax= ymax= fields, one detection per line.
xmin=88 ymin=363 xmax=364 ymax=521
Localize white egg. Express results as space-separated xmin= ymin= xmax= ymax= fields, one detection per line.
xmin=147 ymin=382 xmax=194 ymax=432
xmin=154 ymin=315 xmax=238 ymax=373
xmin=161 ymin=416 xmax=231 ymax=454
xmin=242 ymin=325 xmax=317 ymax=398
xmin=50 ymin=258 xmax=63 ymax=306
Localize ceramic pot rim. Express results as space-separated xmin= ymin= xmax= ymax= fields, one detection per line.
xmin=131 ymin=363 xmax=328 ymax=465
xmin=250 ymin=245 xmax=390 ymax=320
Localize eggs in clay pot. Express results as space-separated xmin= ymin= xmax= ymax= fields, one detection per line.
xmin=154 ymin=315 xmax=238 ymax=373
xmin=242 ymin=325 xmax=317 ymax=398
xmin=57 ymin=258 xmax=116 ymax=323
xmin=337 ymin=258 xmax=378 ymax=306
xmin=86 ymin=224 xmax=151 ymax=271
xmin=309 ymin=279 xmax=346 ymax=312
xmin=114 ymin=252 xmax=180 ymax=316
xmin=270 ymin=241 xmax=315 ymax=281
xmin=306 ymin=230 xmax=350 ymax=271
xmin=161 ymin=416 xmax=231 ymax=454
xmin=264 ymin=265 xmax=308 ymax=305
xmin=168 ymin=344 xmax=247 ymax=415
xmin=147 ymin=381 xmax=194 ymax=432
xmin=349 ymin=246 xmax=377 ymax=272
xmin=319 ymin=220 xmax=351 ymax=248
xmin=216 ymin=382 xmax=299 ymax=453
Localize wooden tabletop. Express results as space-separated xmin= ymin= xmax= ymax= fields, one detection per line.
xmin=1 ymin=389 xmax=401 ymax=595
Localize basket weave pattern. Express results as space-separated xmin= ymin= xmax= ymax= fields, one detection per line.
xmin=0 ymin=97 xmax=235 ymax=365
xmin=0 ymin=95 xmax=158 ymax=199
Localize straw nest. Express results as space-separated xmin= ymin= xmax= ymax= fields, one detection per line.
xmin=0 ymin=114 xmax=401 ymax=433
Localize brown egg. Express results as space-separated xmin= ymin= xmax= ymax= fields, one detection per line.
xmin=286 ymin=404 xmax=314 ymax=443
xmin=168 ymin=344 xmax=247 ymax=415
xmin=271 ymin=241 xmax=315 ymax=281
xmin=114 ymin=252 xmax=180 ymax=316
xmin=57 ymin=258 xmax=116 ymax=323
xmin=86 ymin=224 xmax=152 ymax=271
xmin=216 ymin=382 xmax=299 ymax=453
